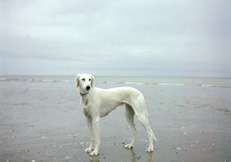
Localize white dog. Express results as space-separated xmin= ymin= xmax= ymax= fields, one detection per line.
xmin=76 ymin=74 xmax=156 ymax=156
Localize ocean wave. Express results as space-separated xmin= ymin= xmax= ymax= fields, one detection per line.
xmin=0 ymin=78 xmax=74 ymax=83
xmin=201 ymin=84 xmax=231 ymax=88
xmin=103 ymin=81 xmax=145 ymax=85
xmin=124 ymin=82 xmax=144 ymax=85
xmin=0 ymin=78 xmax=7 ymax=81
xmin=1 ymin=77 xmax=231 ymax=88
xmin=156 ymin=83 xmax=185 ymax=86
xmin=103 ymin=81 xmax=231 ymax=88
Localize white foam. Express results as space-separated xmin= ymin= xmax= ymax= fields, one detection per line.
xmin=124 ymin=82 xmax=144 ymax=85
xmin=157 ymin=83 xmax=185 ymax=86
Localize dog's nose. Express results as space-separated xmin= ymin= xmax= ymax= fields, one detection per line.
xmin=86 ymin=85 xmax=91 ymax=91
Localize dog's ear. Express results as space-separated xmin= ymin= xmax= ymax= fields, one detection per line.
xmin=75 ymin=74 xmax=81 ymax=88
xmin=90 ymin=74 xmax=94 ymax=88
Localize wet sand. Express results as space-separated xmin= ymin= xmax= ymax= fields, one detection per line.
xmin=0 ymin=77 xmax=231 ymax=162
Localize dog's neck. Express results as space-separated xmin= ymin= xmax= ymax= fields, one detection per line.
xmin=80 ymin=91 xmax=90 ymax=107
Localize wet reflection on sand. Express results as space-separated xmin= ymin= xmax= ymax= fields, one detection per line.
xmin=88 ymin=148 xmax=154 ymax=162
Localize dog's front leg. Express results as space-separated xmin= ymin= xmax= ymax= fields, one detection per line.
xmin=90 ymin=116 xmax=100 ymax=156
xmin=85 ymin=116 xmax=94 ymax=153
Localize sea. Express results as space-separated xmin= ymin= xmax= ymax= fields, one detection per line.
xmin=0 ymin=75 xmax=231 ymax=88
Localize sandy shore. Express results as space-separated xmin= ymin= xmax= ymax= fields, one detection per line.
xmin=0 ymin=77 xmax=231 ymax=162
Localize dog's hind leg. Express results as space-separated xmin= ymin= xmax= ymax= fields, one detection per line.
xmin=136 ymin=114 xmax=156 ymax=152
xmin=124 ymin=104 xmax=137 ymax=149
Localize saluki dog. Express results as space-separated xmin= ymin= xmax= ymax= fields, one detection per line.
xmin=76 ymin=74 xmax=156 ymax=156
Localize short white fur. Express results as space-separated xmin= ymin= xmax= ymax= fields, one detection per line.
xmin=76 ymin=74 xmax=156 ymax=156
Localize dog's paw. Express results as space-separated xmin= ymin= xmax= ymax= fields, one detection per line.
xmin=124 ymin=144 xmax=133 ymax=149
xmin=89 ymin=150 xmax=98 ymax=156
xmin=85 ymin=147 xmax=93 ymax=153
xmin=146 ymin=146 xmax=154 ymax=152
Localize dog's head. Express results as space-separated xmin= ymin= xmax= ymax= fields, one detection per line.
xmin=76 ymin=74 xmax=94 ymax=92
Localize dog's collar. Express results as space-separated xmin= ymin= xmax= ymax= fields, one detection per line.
xmin=80 ymin=92 xmax=89 ymax=97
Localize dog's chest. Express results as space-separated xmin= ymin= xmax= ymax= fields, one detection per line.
xmin=81 ymin=99 xmax=93 ymax=115
xmin=82 ymin=105 xmax=95 ymax=118
xmin=81 ymin=98 xmax=89 ymax=106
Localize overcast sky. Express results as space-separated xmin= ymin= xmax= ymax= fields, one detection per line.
xmin=0 ymin=0 xmax=230 ymax=77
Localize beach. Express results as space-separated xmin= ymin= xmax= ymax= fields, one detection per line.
xmin=0 ymin=76 xmax=231 ymax=162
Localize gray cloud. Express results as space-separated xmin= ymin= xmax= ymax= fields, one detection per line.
xmin=0 ymin=0 xmax=230 ymax=76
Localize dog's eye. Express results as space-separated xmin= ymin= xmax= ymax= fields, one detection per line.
xmin=89 ymin=79 xmax=91 ymax=81
xmin=82 ymin=78 xmax=85 ymax=81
